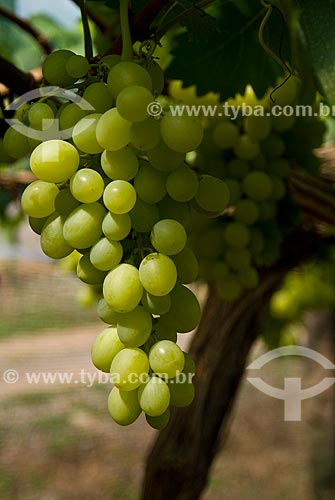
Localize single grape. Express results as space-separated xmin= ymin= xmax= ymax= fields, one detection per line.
xmin=145 ymin=408 xmax=170 ymax=430
xmin=96 ymin=108 xmax=131 ymax=151
xmin=3 ymin=127 xmax=31 ymax=159
xmin=97 ymin=297 xmax=119 ymax=325
xmin=129 ymin=118 xmax=161 ymax=151
xmin=40 ymin=212 xmax=73 ymax=259
xmin=216 ymin=273 xmax=242 ymax=301
xmin=195 ymin=175 xmax=230 ymax=212
xmin=70 ymin=168 xmax=104 ymax=203
xmin=28 ymin=102 xmax=54 ymax=130
xmin=147 ymin=141 xmax=184 ymax=172
xmin=244 ymin=115 xmax=271 ymax=140
xmin=150 ymin=219 xmax=187 ymax=256
xmin=117 ymin=305 xmax=152 ymax=347
xmin=154 ymin=321 xmax=178 ymax=343
xmin=100 ymin=54 xmax=121 ymax=70
xmin=212 ymin=121 xmax=239 ymax=149
xmin=225 ymin=247 xmax=251 ymax=271
xmin=149 ymin=340 xmax=184 ymax=379
xmin=90 ymin=237 xmax=123 ymax=271
xmin=129 ymin=198 xmax=159 ymax=232
xmin=59 ymin=103 xmax=87 ymax=130
xmin=30 ymin=140 xmax=80 ymax=183
xmin=63 ymin=202 xmax=106 ymax=249
xmin=243 ymin=171 xmax=273 ymax=201
xmin=54 ymin=188 xmax=80 ymax=215
xmin=66 ymin=54 xmax=89 ymax=78
xmin=101 ymin=147 xmax=139 ymax=181
xmin=234 ymin=199 xmax=260 ymax=225
xmin=160 ymin=114 xmax=203 ymax=153
xmin=134 ymin=162 xmax=166 ymax=204
xmin=160 ymin=285 xmax=201 ymax=333
xmin=224 ymin=222 xmax=250 ymax=248
xmin=77 ymin=253 xmax=107 ymax=285
xmin=103 ymin=180 xmax=137 ymax=214
xmin=72 ymin=114 xmax=104 ymax=154
xmin=145 ymin=60 xmax=164 ymax=94
xmin=141 ymin=290 xmax=171 ymax=315
xmin=28 ymin=216 xmax=47 ymax=235
xmin=171 ymin=246 xmax=199 ymax=284
xmin=166 ymin=165 xmax=199 ymax=202
xmin=107 ymin=61 xmax=152 ymax=98
xmin=116 ymin=85 xmax=153 ymax=122
xmin=158 ymin=197 xmax=191 ymax=228
xmin=102 ymin=211 xmax=131 ymax=241
xmin=234 ymin=134 xmax=260 ymax=160
xmin=139 ymin=253 xmax=177 ymax=296
xmin=42 ymin=50 xmax=76 ymax=86
xmin=237 ymin=266 xmax=259 ymax=288
xmin=225 ymin=179 xmax=242 ymax=206
xmin=91 ymin=326 xmax=125 ymax=372
xmin=110 ymin=347 xmax=149 ymax=390
xmin=168 ymin=378 xmax=195 ymax=407
xmin=138 ymin=376 xmax=170 ymax=416
xmin=83 ymin=82 xmax=114 ymax=114
xmin=103 ymin=263 xmax=143 ymax=313
xmin=108 ymin=387 xmax=142 ymax=425
xmin=21 ymin=180 xmax=59 ymax=218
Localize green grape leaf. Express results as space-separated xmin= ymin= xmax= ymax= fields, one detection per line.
xmin=166 ymin=0 xmax=291 ymax=99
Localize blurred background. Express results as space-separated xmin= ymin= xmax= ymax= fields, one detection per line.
xmin=0 ymin=0 xmax=334 ymax=499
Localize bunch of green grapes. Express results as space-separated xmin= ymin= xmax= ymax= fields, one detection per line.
xmin=19 ymin=47 xmax=234 ymax=428
xmin=188 ymin=81 xmax=325 ymax=301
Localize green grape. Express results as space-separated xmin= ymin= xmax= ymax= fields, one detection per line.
xmin=91 ymin=326 xmax=125 ymax=372
xmin=21 ymin=180 xmax=59 ymax=218
xmin=212 ymin=121 xmax=239 ymax=149
xmin=150 ymin=219 xmax=187 ymax=256
xmin=261 ymin=133 xmax=285 ymax=158
xmin=134 ymin=162 xmax=166 ymax=204
xmin=63 ymin=202 xmax=106 ymax=248
xmin=28 ymin=216 xmax=47 ymax=235
xmin=28 ymin=103 xmax=54 ymax=130
xmin=146 ymin=408 xmax=170 ymax=430
xmin=70 ymin=168 xmax=104 ymax=203
xmin=168 ymin=378 xmax=195 ymax=407
xmin=166 ymin=165 xmax=199 ymax=202
xmin=147 ymin=141 xmax=184 ymax=172
xmin=160 ymin=285 xmax=201 ymax=333
xmin=3 ymin=127 xmax=31 ymax=159
xmin=117 ymin=305 xmax=152 ymax=347
xmin=251 ymin=154 xmax=267 ymax=171
xmin=154 ymin=321 xmax=177 ymax=342
xmin=234 ymin=199 xmax=260 ymax=225
xmin=129 ymin=198 xmax=159 ymax=232
xmin=30 ymin=140 xmax=80 ymax=183
xmin=243 ymin=171 xmax=273 ymax=201
xmin=77 ymin=253 xmax=107 ymax=284
xmin=101 ymin=147 xmax=139 ymax=181
xmin=96 ymin=108 xmax=131 ymax=151
xmin=270 ymin=75 xmax=300 ymax=105
xmin=82 ymin=82 xmax=114 ymax=114
xmin=195 ymin=175 xmax=230 ymax=212
xmin=225 ymin=247 xmax=251 ymax=271
xmin=65 ymin=54 xmax=89 ymax=78
xmin=249 ymin=227 xmax=265 ymax=256
xmin=107 ymin=61 xmax=152 ymax=98
xmin=90 ymin=237 xmax=123 ymax=271
xmin=42 ymin=50 xmax=76 ymax=86
xmin=171 ymin=246 xmax=199 ymax=284
xmin=108 ymin=387 xmax=142 ymax=425
xmin=271 ymin=114 xmax=295 ymax=132
xmin=103 ymin=180 xmax=136 ymax=214
xmin=267 ymin=158 xmax=290 ymax=178
xmin=225 ymin=178 xmax=242 ymax=205
xmin=139 ymin=253 xmax=177 ymax=296
xmin=271 ymin=176 xmax=286 ymax=200
xmin=103 ymin=263 xmax=143 ymax=313
xmin=224 ymin=221 xmax=250 ymax=248
xmin=211 ymin=260 xmax=230 ymax=280
xmin=244 ymin=115 xmax=271 ymax=140
xmin=59 ymin=103 xmax=87 ymax=130
xmin=116 ymin=85 xmax=153 ymax=122
xmin=100 ymin=54 xmax=121 ymax=70
xmin=138 ymin=376 xmax=170 ymax=416
xmin=216 ymin=273 xmax=242 ymax=301
xmin=149 ymin=340 xmax=184 ymax=379
xmin=237 ymin=266 xmax=259 ymax=288
xmin=227 ymin=158 xmax=250 ymax=179
xmin=102 ymin=211 xmax=131 ymax=241
xmin=110 ymin=347 xmax=149 ymax=390
xmin=40 ymin=212 xmax=73 ymax=259
xmin=72 ymin=113 xmax=103 ymax=154
xmin=192 ymin=225 xmax=225 ymax=260
xmin=97 ymin=297 xmax=119 ymax=325
xmin=141 ymin=290 xmax=171 ymax=315
xmin=258 ymin=200 xmax=278 ymax=220
xmin=234 ymin=134 xmax=260 ymax=160
xmin=158 ymin=197 xmax=191 ymax=228
xmin=130 ymin=117 xmax=161 ymax=151
xmin=54 ymin=187 xmax=80 ymax=215
xmin=160 ymin=114 xmax=204 ymax=153
xmin=145 ymin=60 xmax=164 ymax=94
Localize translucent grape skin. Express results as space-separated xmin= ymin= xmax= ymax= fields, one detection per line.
xmin=21 ymin=180 xmax=59 ymax=218
xmin=168 ymin=378 xmax=195 ymax=407
xmin=101 ymin=148 xmax=139 ymax=181
xmin=63 ymin=202 xmax=106 ymax=249
xmin=40 ymin=212 xmax=73 ymax=259
xmin=141 ymin=290 xmax=171 ymax=315
xmin=30 ymin=140 xmax=80 ymax=183
xmin=96 ymin=108 xmax=131 ymax=151
xmin=72 ymin=114 xmax=104 ymax=154
xmin=139 ymin=253 xmax=177 ymax=296
xmin=138 ymin=376 xmax=170 ymax=416
xmin=195 ymin=175 xmax=230 ymax=212
xmin=102 ymin=211 xmax=131 ymax=241
xmin=160 ymin=114 xmax=204 ymax=153
xmin=160 ymin=285 xmax=201 ymax=333
xmin=103 ymin=263 xmax=143 ymax=313
xmin=107 ymin=61 xmax=152 ymax=98
xmin=149 ymin=340 xmax=185 ymax=379
xmin=150 ymin=219 xmax=187 ymax=255
xmin=116 ymin=85 xmax=153 ymax=122
xmin=166 ymin=165 xmax=199 ymax=202
xmin=110 ymin=347 xmax=149 ymax=391
xmin=77 ymin=253 xmax=107 ymax=285
xmin=90 ymin=237 xmax=123 ymax=271
xmin=91 ymin=327 xmax=125 ymax=372
xmin=70 ymin=168 xmax=104 ymax=203
xmin=108 ymin=387 xmax=142 ymax=425
xmin=42 ymin=50 xmax=76 ymax=86
xmin=134 ymin=162 xmax=166 ymax=204
xmin=145 ymin=408 xmax=170 ymax=430
xmin=116 ymin=305 xmax=152 ymax=347
xmin=103 ymin=180 xmax=137 ymax=214
xmin=97 ymin=297 xmax=119 ymax=325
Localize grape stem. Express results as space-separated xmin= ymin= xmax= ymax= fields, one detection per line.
xmin=78 ymin=0 xmax=93 ymax=60
xmin=120 ymin=0 xmax=133 ymax=61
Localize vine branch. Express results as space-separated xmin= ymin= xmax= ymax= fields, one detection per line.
xmin=0 ymin=5 xmax=52 ymax=55
xmin=70 ymin=0 xmax=110 ymax=33
xmin=0 ymin=55 xmax=38 ymax=95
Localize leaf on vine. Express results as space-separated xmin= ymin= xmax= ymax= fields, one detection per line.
xmin=166 ymin=0 xmax=291 ymax=100
xmin=177 ymin=1 xmax=219 ymax=42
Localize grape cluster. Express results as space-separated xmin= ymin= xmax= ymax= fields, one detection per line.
xmin=19 ymin=48 xmax=231 ymax=428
